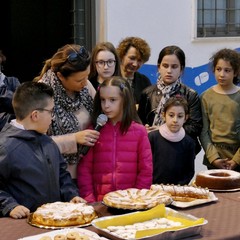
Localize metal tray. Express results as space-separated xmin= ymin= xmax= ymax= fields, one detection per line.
xmin=92 ymin=207 xmax=207 ymax=240
xmin=18 ymin=227 xmax=107 ymax=240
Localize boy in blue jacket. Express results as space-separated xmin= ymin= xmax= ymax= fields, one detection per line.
xmin=0 ymin=82 xmax=85 ymax=219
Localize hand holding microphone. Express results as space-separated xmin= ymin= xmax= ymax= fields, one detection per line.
xmin=79 ymin=114 xmax=108 ymax=157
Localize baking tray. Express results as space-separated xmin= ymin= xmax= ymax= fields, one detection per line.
xmin=92 ymin=205 xmax=207 ymax=240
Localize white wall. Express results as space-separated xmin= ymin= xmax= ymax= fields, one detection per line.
xmin=97 ymin=0 xmax=240 ymax=66
xmin=96 ymin=0 xmax=239 ymax=177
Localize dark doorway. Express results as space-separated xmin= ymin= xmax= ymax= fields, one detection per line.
xmin=0 ymin=0 xmax=72 ymax=82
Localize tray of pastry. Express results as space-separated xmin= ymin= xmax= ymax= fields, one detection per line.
xmin=102 ymin=188 xmax=172 ymax=210
xmin=151 ymin=184 xmax=218 ymax=208
xmin=27 ymin=213 xmax=94 ymax=229
xmin=170 ymin=192 xmax=218 ymax=208
xmin=92 ymin=204 xmax=207 ymax=240
xmin=18 ymin=228 xmax=108 ymax=240
xmin=27 ymin=201 xmax=98 ymax=229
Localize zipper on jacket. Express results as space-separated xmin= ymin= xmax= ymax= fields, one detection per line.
xmin=45 ymin=154 xmax=58 ymax=201
xmin=39 ymin=140 xmax=58 ymax=202
xmin=112 ymin=125 xmax=117 ymax=190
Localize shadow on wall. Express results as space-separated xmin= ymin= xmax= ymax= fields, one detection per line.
xmin=139 ymin=47 xmax=240 ymax=95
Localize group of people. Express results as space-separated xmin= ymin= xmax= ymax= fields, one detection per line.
xmin=0 ymin=37 xmax=240 ymax=219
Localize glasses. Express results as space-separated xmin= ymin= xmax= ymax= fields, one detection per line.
xmin=95 ymin=59 xmax=116 ymax=68
xmin=67 ymin=46 xmax=90 ymax=64
xmin=36 ymin=108 xmax=54 ymax=117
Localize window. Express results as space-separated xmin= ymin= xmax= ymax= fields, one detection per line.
xmin=197 ymin=0 xmax=240 ymax=37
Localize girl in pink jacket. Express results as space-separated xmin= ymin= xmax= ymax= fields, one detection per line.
xmin=77 ymin=76 xmax=152 ymax=202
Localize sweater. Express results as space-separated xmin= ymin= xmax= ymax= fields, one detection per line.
xmin=200 ymin=87 xmax=240 ymax=166
xmin=149 ymin=130 xmax=195 ymax=185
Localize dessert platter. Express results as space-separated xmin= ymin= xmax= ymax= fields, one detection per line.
xmin=150 ymin=184 xmax=218 ymax=208
xmin=92 ymin=204 xmax=207 ymax=240
xmin=102 ymin=188 xmax=172 ymax=210
xmin=28 ymin=202 xmax=97 ymax=229
xmin=18 ymin=228 xmax=108 ymax=240
xmin=194 ymin=169 xmax=240 ymax=191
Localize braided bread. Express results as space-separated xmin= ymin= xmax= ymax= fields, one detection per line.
xmin=151 ymin=184 xmax=210 ymax=202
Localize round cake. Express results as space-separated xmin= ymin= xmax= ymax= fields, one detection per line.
xmin=31 ymin=202 xmax=97 ymax=227
xmin=195 ymin=169 xmax=240 ymax=190
xmin=103 ymin=188 xmax=172 ymax=210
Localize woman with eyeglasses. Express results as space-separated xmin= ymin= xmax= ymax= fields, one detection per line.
xmin=35 ymin=44 xmax=100 ymax=180
xmin=117 ymin=36 xmax=152 ymax=105
xmin=89 ymin=42 xmax=121 ymax=90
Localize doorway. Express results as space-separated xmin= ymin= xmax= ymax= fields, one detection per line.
xmin=0 ymin=0 xmax=72 ymax=82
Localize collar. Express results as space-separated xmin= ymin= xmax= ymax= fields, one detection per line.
xmin=10 ymin=119 xmax=25 ymax=130
xmin=159 ymin=123 xmax=185 ymax=142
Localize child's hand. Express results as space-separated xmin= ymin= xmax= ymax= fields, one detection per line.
xmin=212 ymin=158 xmax=229 ymax=169
xmin=70 ymin=196 xmax=87 ymax=203
xmin=145 ymin=124 xmax=158 ymax=133
xmin=9 ymin=205 xmax=30 ymax=219
xmin=226 ymin=159 xmax=238 ymax=170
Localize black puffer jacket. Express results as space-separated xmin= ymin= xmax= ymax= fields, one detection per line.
xmin=138 ymin=84 xmax=202 ymax=153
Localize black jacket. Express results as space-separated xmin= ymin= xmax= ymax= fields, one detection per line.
xmin=131 ymin=72 xmax=151 ymax=104
xmin=0 ymin=76 xmax=20 ymax=131
xmin=0 ymin=124 xmax=79 ymax=216
xmin=138 ymin=83 xmax=202 ymax=153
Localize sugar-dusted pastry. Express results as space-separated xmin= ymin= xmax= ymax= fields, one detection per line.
xmin=103 ymin=188 xmax=172 ymax=209
xmin=32 ymin=202 xmax=97 ymax=227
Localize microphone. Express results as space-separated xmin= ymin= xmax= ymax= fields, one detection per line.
xmin=79 ymin=114 xmax=108 ymax=157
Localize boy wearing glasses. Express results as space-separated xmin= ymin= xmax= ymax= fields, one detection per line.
xmin=0 ymin=82 xmax=85 ymax=219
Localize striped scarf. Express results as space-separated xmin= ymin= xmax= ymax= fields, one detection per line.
xmin=153 ymin=77 xmax=181 ymax=126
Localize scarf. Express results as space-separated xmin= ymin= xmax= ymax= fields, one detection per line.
xmin=153 ymin=77 xmax=181 ymax=126
xmin=159 ymin=123 xmax=185 ymax=142
xmin=41 ymin=69 xmax=93 ymax=164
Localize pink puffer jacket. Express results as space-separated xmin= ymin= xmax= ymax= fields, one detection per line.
xmin=77 ymin=121 xmax=152 ymax=202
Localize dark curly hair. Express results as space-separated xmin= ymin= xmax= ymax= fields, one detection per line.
xmin=210 ymin=48 xmax=240 ymax=84
xmin=117 ymin=37 xmax=151 ymax=63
